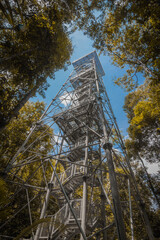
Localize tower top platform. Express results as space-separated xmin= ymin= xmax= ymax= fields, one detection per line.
xmin=72 ymin=51 xmax=105 ymax=77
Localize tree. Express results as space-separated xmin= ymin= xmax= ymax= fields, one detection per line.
xmin=85 ymin=0 xmax=160 ymax=90
xmin=0 ymin=101 xmax=57 ymax=237
xmin=114 ymin=154 xmax=160 ymax=239
xmin=124 ymin=82 xmax=160 ymax=164
xmin=0 ymin=0 xmax=109 ymax=130
xmin=0 ymin=101 xmax=54 ymax=168
xmin=130 ymin=165 xmax=160 ymax=239
xmin=0 ymin=0 xmax=74 ymax=130
xmin=124 ymin=82 xmax=160 ymax=208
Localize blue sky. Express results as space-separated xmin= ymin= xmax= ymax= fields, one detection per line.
xmin=33 ymin=30 xmax=129 ymax=136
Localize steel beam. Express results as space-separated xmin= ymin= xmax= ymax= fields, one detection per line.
xmin=80 ymin=129 xmax=89 ymax=240
xmin=34 ymin=138 xmax=64 ymax=240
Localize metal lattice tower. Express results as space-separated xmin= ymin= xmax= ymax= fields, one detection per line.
xmin=1 ymin=51 xmax=154 ymax=240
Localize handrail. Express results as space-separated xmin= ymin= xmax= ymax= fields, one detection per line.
xmin=41 ymin=199 xmax=83 ymax=237
xmin=53 ymin=161 xmax=85 ymax=188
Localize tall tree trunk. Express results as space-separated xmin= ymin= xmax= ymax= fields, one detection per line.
xmin=138 ymin=153 xmax=160 ymax=208
xmin=0 ymin=85 xmax=38 ymax=132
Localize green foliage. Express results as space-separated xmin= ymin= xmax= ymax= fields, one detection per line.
xmin=0 ymin=0 xmax=73 ymax=129
xmin=85 ymin=0 xmax=160 ymax=90
xmin=124 ymin=83 xmax=160 ymax=163
xmin=0 ymin=101 xmax=57 ymax=237
xmin=14 ymin=217 xmax=51 ymax=240
xmin=0 ymin=101 xmax=53 ymax=170
xmin=0 ymin=177 xmax=12 ymax=221
xmin=0 ymin=0 xmax=110 ymax=129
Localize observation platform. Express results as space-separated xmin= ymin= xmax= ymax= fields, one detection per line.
xmin=72 ymin=51 xmax=105 ymax=77
xmin=52 ymin=55 xmax=105 ymax=146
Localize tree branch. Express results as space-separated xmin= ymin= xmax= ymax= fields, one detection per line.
xmin=0 ymin=47 xmax=39 ymax=64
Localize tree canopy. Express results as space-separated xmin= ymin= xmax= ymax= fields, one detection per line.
xmin=124 ymin=82 xmax=160 ymax=163
xmin=0 ymin=0 xmax=108 ymax=130
xmin=0 ymin=0 xmax=74 ymax=130
xmin=85 ymin=0 xmax=160 ymax=90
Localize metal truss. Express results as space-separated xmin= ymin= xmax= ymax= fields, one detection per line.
xmin=0 ymin=51 xmax=154 ymax=240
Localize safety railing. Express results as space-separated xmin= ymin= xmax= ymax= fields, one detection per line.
xmin=53 ymin=161 xmax=85 ymax=188
xmin=40 ymin=199 xmax=82 ymax=238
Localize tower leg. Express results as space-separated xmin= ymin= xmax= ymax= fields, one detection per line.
xmin=94 ymin=69 xmax=127 ymax=240
xmin=104 ymin=145 xmax=127 ymax=240
xmin=80 ymin=129 xmax=89 ymax=240
xmin=128 ymin=179 xmax=134 ymax=240
xmin=99 ymin=146 xmax=107 ymax=240
xmin=34 ymin=138 xmax=64 ymax=240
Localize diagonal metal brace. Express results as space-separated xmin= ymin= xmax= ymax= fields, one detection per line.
xmin=49 ymin=159 xmax=87 ymax=240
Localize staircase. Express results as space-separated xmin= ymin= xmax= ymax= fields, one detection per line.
xmin=39 ymin=199 xmax=100 ymax=240
xmin=39 ymin=200 xmax=81 ymax=240
xmin=51 ymin=160 xmax=99 ymax=206
xmin=51 ymin=161 xmax=85 ymax=206
xmin=37 ymin=52 xmax=106 ymax=240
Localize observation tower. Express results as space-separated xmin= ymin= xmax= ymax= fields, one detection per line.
xmin=2 ymin=51 xmax=154 ymax=240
